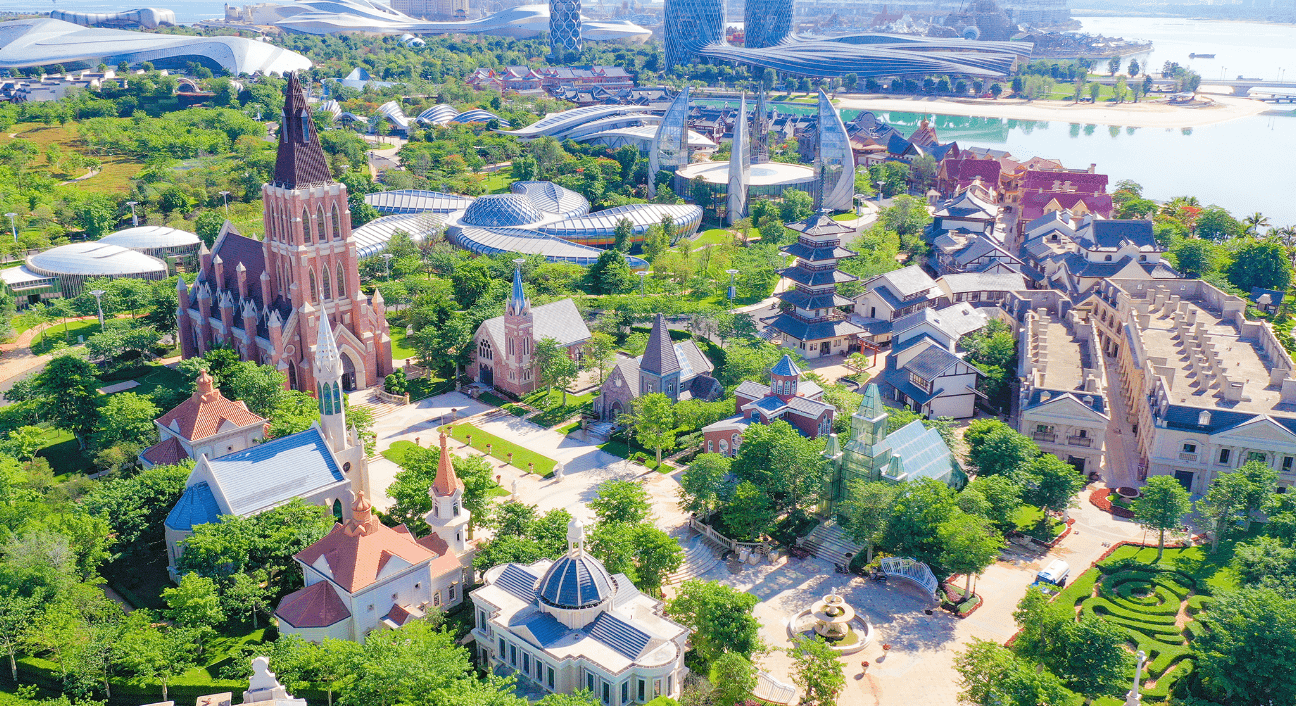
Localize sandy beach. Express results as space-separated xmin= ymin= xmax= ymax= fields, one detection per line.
xmin=833 ymin=93 xmax=1276 ymax=128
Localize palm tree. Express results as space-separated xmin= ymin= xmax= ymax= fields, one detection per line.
xmin=1243 ymin=212 xmax=1271 ymax=236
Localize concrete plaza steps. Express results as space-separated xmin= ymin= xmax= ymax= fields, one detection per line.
xmin=800 ymin=520 xmax=863 ymax=568
xmin=665 ymin=534 xmax=726 ymax=585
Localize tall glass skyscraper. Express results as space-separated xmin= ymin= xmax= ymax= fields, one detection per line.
xmin=814 ymin=88 xmax=855 ymax=212
xmin=549 ymin=0 xmax=583 ymax=57
xmin=726 ymin=93 xmax=750 ymax=225
xmin=664 ymin=0 xmax=724 ymax=69
xmin=743 ymin=0 xmax=791 ymax=49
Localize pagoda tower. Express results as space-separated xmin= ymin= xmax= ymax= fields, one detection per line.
xmin=767 ymin=211 xmax=865 ymax=359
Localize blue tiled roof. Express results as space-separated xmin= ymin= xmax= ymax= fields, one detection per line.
xmin=902 ymin=346 xmax=967 ymax=380
xmin=1160 ymin=405 xmax=1257 ymax=434
xmin=770 ymin=354 xmax=802 ymax=378
xmin=518 ymin=611 xmax=568 ymax=647
xmin=1026 ymin=388 xmax=1107 ymax=415
xmin=538 ymin=554 xmax=614 ymax=609
xmin=165 ymin=481 xmax=222 ymax=531
xmin=586 ymin=612 xmax=651 ymax=660
xmin=767 ymin=313 xmax=865 ymax=342
xmin=496 ymin=565 xmax=541 ymax=602
xmin=206 ymin=426 xmax=344 ymax=517
xmin=749 ymin=396 xmax=787 ymax=414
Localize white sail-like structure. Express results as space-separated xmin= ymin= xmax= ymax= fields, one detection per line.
xmin=726 ymin=93 xmax=751 ymax=225
xmin=815 ymin=88 xmax=856 ymax=212
xmin=648 ymin=85 xmax=690 ymax=198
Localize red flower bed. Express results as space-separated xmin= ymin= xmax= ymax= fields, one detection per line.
xmin=1089 ymin=487 xmax=1134 ymax=518
xmin=1046 ymin=517 xmax=1076 ymax=548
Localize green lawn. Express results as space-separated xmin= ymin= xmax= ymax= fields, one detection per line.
xmin=390 ymin=324 xmax=418 ymax=361
xmin=692 ymin=228 xmax=733 ymax=249
xmin=31 ymin=318 xmax=104 ymax=354
xmin=382 ymin=438 xmax=510 ymax=497
xmin=831 ymin=212 xmax=859 ymax=222
xmin=484 ymin=166 xmax=514 ymax=194
xmin=439 ymin=423 xmax=556 ymax=477
xmin=479 ymin=391 xmax=509 ymax=407
xmin=522 ymin=389 xmax=594 ymax=428
xmin=33 ymin=427 xmax=88 ymax=476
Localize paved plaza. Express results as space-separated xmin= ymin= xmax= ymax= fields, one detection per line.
xmin=358 ymin=387 xmax=1148 ymax=705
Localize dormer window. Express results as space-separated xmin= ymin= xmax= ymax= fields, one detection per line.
xmin=1104 ymin=255 xmax=1113 ymax=262
xmin=1198 ymin=411 xmax=1211 ymax=426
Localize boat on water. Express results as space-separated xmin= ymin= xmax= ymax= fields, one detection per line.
xmin=1189 ymin=53 xmax=1216 ymax=59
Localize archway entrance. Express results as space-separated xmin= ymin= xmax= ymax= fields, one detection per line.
xmin=341 ymin=352 xmax=357 ymax=391
xmin=480 ymin=365 xmax=493 ymax=386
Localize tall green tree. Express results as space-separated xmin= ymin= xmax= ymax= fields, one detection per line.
xmin=1201 ymin=470 xmax=1251 ymax=552
xmin=587 ymin=249 xmax=635 ymax=294
xmin=1133 ymin=475 xmax=1193 ymax=561
xmin=790 ymin=637 xmax=845 ymax=706
xmin=666 ymin=580 xmax=763 ymax=671
xmin=388 ymin=451 xmax=495 ymax=538
xmin=955 ymin=638 xmax=1071 ymax=706
xmin=679 ymin=453 xmax=731 ymax=515
xmin=938 ymin=512 xmax=1003 ymax=597
xmin=1227 ymin=239 xmax=1293 ymax=292
xmin=119 ymin=622 xmax=199 ymax=702
xmin=624 ymin=393 xmax=675 ymax=466
xmin=589 ymin=479 xmax=652 ymax=525
xmin=90 ymin=392 xmax=160 ymax=455
xmin=712 ymin=652 xmax=758 ymax=706
xmin=841 ymin=480 xmax=899 ymax=563
xmin=534 ymin=336 xmax=578 ymax=405
xmin=582 ymin=331 xmax=617 ymax=383
xmin=728 ymin=419 xmax=825 ymax=514
xmin=882 ymin=478 xmax=959 ymax=569
xmin=162 ymin=574 xmax=223 ymax=655
xmin=1194 ymin=587 xmax=1296 ymax=706
xmin=1022 ymin=455 xmax=1086 ymax=519
xmin=32 ymin=354 xmax=100 ymax=447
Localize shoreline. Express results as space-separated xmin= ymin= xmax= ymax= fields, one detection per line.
xmin=832 ymin=93 xmax=1282 ymax=128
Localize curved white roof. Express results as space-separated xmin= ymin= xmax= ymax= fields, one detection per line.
xmin=675 ymin=160 xmax=816 ymax=186
xmin=511 ymin=181 xmax=589 ymax=219
xmin=579 ymin=124 xmax=717 ymax=150
xmin=0 ymin=18 xmax=311 ymax=75
xmin=539 ymin=203 xmax=703 ymax=238
xmin=28 ymin=242 xmax=167 ymax=277
xmin=365 ymin=189 xmax=476 ymax=215
xmin=350 ymin=213 xmax=442 ymax=259
xmin=99 ymin=226 xmax=200 ymax=251
xmin=452 ymin=226 xmax=648 ymax=268
xmin=273 ymin=1 xmax=649 ymax=41
xmin=503 ymin=104 xmax=658 ymax=139
xmin=417 ymin=104 xmax=459 ymax=124
xmin=50 ymin=8 xmax=176 ymax=29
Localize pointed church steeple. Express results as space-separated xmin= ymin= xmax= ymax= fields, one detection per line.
xmin=314 ymin=315 xmax=346 ymax=448
xmin=506 ymin=261 xmax=530 ymax=316
xmin=273 ymin=72 xmax=332 ymax=189
xmin=425 ymin=432 xmax=469 ymax=554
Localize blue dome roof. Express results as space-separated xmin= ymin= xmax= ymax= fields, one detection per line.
xmin=537 ymin=553 xmax=614 ymax=609
xmin=460 ymin=194 xmax=544 ymax=228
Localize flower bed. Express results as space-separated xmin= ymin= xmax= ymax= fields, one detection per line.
xmin=939 ymin=582 xmax=984 ymax=618
xmin=1089 ymin=487 xmax=1135 ymax=518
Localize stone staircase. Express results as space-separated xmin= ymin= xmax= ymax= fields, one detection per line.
xmin=665 ymin=533 xmax=726 ymax=584
xmin=800 ymin=520 xmax=863 ymax=568
xmin=353 ymin=392 xmax=403 ymax=420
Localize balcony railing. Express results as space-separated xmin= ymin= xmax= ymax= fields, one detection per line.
xmin=1067 ymin=436 xmax=1093 ymax=447
xmin=1032 ymin=432 xmax=1057 ymax=443
xmin=1179 ymin=452 xmax=1198 ymax=461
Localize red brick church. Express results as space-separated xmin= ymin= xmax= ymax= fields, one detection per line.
xmin=177 ymin=73 xmax=393 ymax=392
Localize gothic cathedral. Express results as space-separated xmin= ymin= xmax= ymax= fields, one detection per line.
xmin=177 ymin=73 xmax=393 ymax=393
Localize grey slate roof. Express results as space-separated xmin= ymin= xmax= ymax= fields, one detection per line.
xmin=953 ymin=238 xmax=1017 ymax=267
xmin=779 ymin=289 xmax=854 ymax=309
xmin=782 ymin=242 xmax=858 ymax=263
xmin=787 ymin=396 xmax=834 ymax=417
xmin=1075 ymin=218 xmax=1157 ymax=250
xmin=205 ymin=426 xmax=345 ymax=518
xmin=768 ymin=313 xmax=865 ymax=342
xmin=770 ymin=355 xmax=802 ymax=377
xmin=640 ymin=314 xmax=680 ymax=376
xmin=939 ymin=271 xmax=1028 ymax=294
xmin=876 ymin=265 xmax=938 ymax=299
xmin=781 ymin=267 xmax=858 ymax=288
xmin=538 ymin=553 xmax=614 ymax=609
xmin=902 ymin=345 xmax=968 ymax=380
xmin=735 ymin=380 xmax=772 ymax=399
xmin=483 ymin=299 xmax=592 ymax=348
xmin=1025 ymin=388 xmax=1107 ymax=415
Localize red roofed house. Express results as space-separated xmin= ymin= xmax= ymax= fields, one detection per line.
xmin=937 ymin=158 xmax=1002 ymax=198
xmin=1011 ymin=168 xmax=1112 ymax=238
xmin=139 ymin=369 xmax=267 ymax=468
xmin=274 ymin=433 xmax=473 ymax=643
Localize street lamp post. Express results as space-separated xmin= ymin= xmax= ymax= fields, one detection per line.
xmin=125 ymin=201 xmax=138 ymax=227
xmin=90 ymin=289 xmax=107 ymax=332
xmin=4 ymin=213 xmax=15 ymax=243
xmin=637 ymin=270 xmax=648 ymax=297
xmin=1124 ymin=650 xmax=1147 ymax=706
xmin=219 ymin=191 xmax=231 ymax=215
xmin=725 ymin=269 xmax=739 ymax=306
xmin=876 ymin=180 xmax=885 ymax=204
xmin=382 ymin=253 xmax=394 ymax=279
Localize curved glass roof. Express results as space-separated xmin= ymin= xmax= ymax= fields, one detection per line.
xmin=99 ymin=225 xmax=200 ymax=250
xmin=538 ymin=553 xmax=614 ymax=609
xmin=350 ymin=212 xmax=440 ymax=259
xmin=501 ymin=104 xmax=656 ymax=139
xmin=366 ymin=189 xmax=476 ymax=215
xmin=452 ymin=226 xmax=648 ymax=268
xmin=28 ymin=242 xmax=168 ymax=276
xmin=697 ymin=36 xmax=1024 ymax=78
xmin=539 ymin=203 xmax=702 ymax=238
xmin=460 ymin=194 xmax=546 ymax=228
xmin=511 ymin=181 xmax=589 ymax=219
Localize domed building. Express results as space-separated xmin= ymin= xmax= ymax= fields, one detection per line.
xmin=26 ymin=241 xmax=168 ymax=297
xmin=470 ymin=518 xmax=689 ymax=703
xmin=98 ymin=225 xmax=201 ymax=266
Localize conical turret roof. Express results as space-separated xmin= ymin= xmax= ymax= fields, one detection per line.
xmin=640 ymin=313 xmax=680 ymax=376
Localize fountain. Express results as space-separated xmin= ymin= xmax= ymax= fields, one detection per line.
xmin=812 ymin=594 xmax=855 ymax=641
xmin=787 ymin=589 xmax=872 ymax=654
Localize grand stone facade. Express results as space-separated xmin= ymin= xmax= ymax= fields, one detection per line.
xmin=177 ymin=73 xmax=393 ymax=393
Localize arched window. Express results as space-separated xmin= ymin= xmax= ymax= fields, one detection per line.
xmin=332 ymin=499 xmax=343 ymax=521
xmin=333 ymin=381 xmax=342 ymax=412
xmin=302 ymin=209 xmax=312 ymax=244
xmin=321 ymin=260 xmax=332 ymax=299
xmin=283 ymin=212 xmax=290 ymax=243
xmin=331 ymin=203 xmax=342 ymax=240
xmin=309 ymin=269 xmax=318 ymax=302
xmin=479 ymin=338 xmax=493 ymax=360
xmin=336 ymin=263 xmax=346 ymax=298
xmin=316 ymin=206 xmax=326 ymax=243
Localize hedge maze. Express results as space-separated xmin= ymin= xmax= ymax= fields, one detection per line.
xmin=1059 ymin=548 xmax=1215 ymax=703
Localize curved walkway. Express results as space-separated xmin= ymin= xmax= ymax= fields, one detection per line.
xmin=0 ymin=316 xmax=97 ymax=398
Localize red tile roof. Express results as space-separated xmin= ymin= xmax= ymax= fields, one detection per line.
xmin=1020 ymin=192 xmax=1114 ymax=222
xmin=432 ymin=433 xmax=463 ymax=497
xmin=1022 ymin=169 xmax=1108 ymax=194
xmin=155 ymin=370 xmax=267 ymax=442
xmin=274 ymin=580 xmax=351 ymax=628
xmin=944 ymin=158 xmax=1001 ymax=185
xmin=293 ymin=493 xmax=438 ymax=593
xmin=141 ymin=436 xmax=188 ymax=466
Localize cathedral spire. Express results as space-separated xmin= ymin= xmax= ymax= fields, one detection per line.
xmin=273 ymin=72 xmax=332 ymax=189
xmin=506 ymin=259 xmax=530 ymax=316
xmin=431 ymin=433 xmax=463 ymax=497
xmin=314 ymin=315 xmax=346 ymax=447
